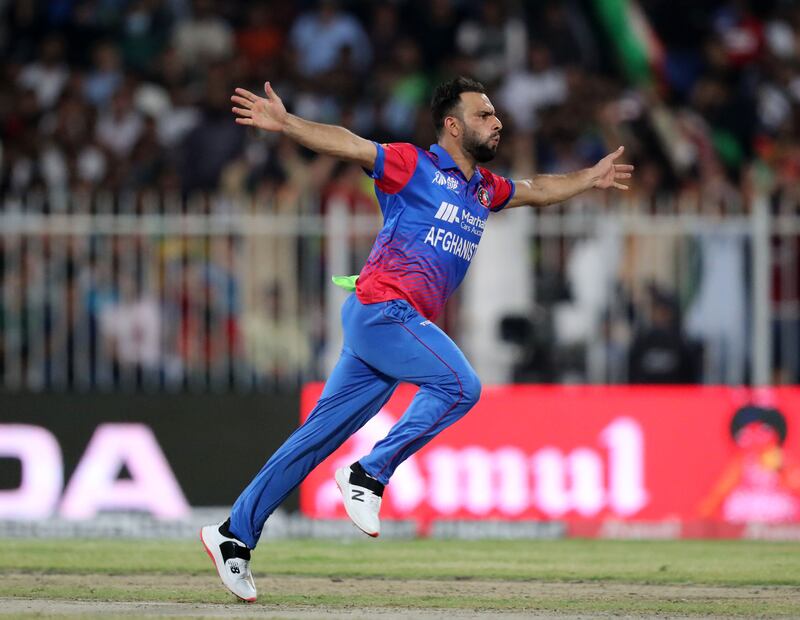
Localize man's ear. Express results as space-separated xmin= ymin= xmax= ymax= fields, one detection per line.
xmin=444 ymin=116 xmax=461 ymax=138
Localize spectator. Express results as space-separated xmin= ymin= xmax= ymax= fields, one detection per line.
xmin=120 ymin=0 xmax=174 ymax=73
xmin=417 ymin=0 xmax=461 ymax=69
xmin=83 ymin=41 xmax=124 ymax=107
xmin=531 ymin=1 xmax=598 ymax=69
xmin=712 ymin=0 xmax=765 ymax=69
xmin=628 ymin=283 xmax=701 ymax=384
xmin=684 ymin=211 xmax=748 ymax=385
xmin=98 ymin=270 xmax=162 ymax=377
xmin=126 ymin=116 xmax=164 ymax=188
xmin=1 ymin=0 xmax=45 ymax=62
xmin=368 ymin=3 xmax=405 ymax=68
xmin=178 ymin=67 xmax=244 ymax=191
xmin=172 ymin=0 xmax=234 ymax=68
xmin=379 ymin=39 xmax=429 ymax=140
xmin=456 ymin=0 xmax=527 ymax=83
xmin=17 ymin=35 xmax=69 ymax=110
xmin=242 ymin=283 xmax=311 ymax=384
xmin=235 ymin=2 xmax=285 ymax=74
xmin=498 ymin=43 xmax=568 ymax=132
xmin=289 ymin=0 xmax=372 ymax=78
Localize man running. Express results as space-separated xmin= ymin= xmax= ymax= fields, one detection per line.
xmin=200 ymin=76 xmax=633 ymax=601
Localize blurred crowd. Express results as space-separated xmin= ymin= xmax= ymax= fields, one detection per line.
xmin=2 ymin=0 xmax=800 ymax=389
xmin=4 ymin=0 xmax=800 ymax=200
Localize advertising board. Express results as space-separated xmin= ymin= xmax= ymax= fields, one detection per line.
xmin=300 ymin=385 xmax=800 ymax=536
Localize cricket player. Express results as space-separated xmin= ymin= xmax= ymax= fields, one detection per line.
xmin=201 ymin=76 xmax=633 ymax=601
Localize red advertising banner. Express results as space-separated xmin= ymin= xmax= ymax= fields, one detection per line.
xmin=300 ymin=385 xmax=800 ymax=533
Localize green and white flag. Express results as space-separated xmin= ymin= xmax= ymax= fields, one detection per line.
xmin=592 ymin=0 xmax=665 ymax=87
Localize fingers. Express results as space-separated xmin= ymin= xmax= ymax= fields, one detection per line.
xmin=234 ymin=117 xmax=253 ymax=126
xmin=599 ymin=148 xmax=632 ymax=191
xmin=234 ymin=88 xmax=258 ymax=102
xmin=232 ymin=83 xmax=278 ymax=108
xmin=231 ymin=95 xmax=253 ymax=108
xmin=231 ymin=107 xmax=253 ymax=117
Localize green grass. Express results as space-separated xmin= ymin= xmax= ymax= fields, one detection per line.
xmin=2 ymin=538 xmax=799 ymax=584
xmin=2 ymin=538 xmax=800 ymax=617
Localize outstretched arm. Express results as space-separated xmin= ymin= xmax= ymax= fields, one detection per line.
xmin=505 ymin=146 xmax=634 ymax=208
xmin=231 ymin=81 xmax=377 ymax=170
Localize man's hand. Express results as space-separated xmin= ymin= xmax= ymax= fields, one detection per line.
xmin=507 ymin=145 xmax=635 ymax=208
xmin=230 ymin=80 xmax=376 ymax=169
xmin=231 ymin=82 xmax=288 ymax=133
xmin=591 ymin=146 xmax=634 ymax=191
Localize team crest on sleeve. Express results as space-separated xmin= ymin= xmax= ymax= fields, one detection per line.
xmin=477 ymin=187 xmax=490 ymax=208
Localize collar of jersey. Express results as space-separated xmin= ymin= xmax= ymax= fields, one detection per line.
xmin=429 ymin=144 xmax=483 ymax=183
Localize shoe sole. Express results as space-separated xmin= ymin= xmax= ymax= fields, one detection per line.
xmin=334 ymin=468 xmax=379 ymax=538
xmin=199 ymin=527 xmax=257 ymax=603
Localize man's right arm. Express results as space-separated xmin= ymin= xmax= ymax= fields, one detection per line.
xmin=231 ymin=81 xmax=377 ymax=171
xmin=282 ymin=114 xmax=377 ymax=170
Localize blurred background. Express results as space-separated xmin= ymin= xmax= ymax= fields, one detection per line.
xmin=3 ymin=0 xmax=800 ymax=536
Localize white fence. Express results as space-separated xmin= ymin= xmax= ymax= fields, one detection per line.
xmin=466 ymin=193 xmax=793 ymax=386
xmin=0 ymin=190 xmax=380 ymax=392
xmin=0 ymin=190 xmax=796 ymax=390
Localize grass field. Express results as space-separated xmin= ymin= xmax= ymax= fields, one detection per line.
xmin=2 ymin=538 xmax=800 ymax=618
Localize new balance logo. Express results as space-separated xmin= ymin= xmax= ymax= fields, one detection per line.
xmin=434 ymin=201 xmax=460 ymax=223
xmin=352 ymin=489 xmax=365 ymax=502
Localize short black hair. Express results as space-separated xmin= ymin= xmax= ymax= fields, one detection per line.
xmin=431 ymin=76 xmax=486 ymax=135
xmin=730 ymin=405 xmax=787 ymax=444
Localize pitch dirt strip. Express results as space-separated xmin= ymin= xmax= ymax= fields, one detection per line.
xmin=1 ymin=574 xmax=799 ymax=618
xmin=0 ymin=600 xmax=764 ymax=620
xmin=0 ymin=599 xmax=579 ymax=619
xmin=0 ymin=599 xmax=581 ymax=619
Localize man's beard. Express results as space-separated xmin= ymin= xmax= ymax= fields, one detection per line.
xmin=463 ymin=127 xmax=498 ymax=163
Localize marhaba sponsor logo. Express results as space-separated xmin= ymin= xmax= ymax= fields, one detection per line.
xmin=434 ymin=201 xmax=461 ymax=223
xmin=434 ymin=201 xmax=486 ymax=236
xmin=315 ymin=413 xmax=649 ymax=518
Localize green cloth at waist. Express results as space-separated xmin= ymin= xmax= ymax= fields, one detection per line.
xmin=331 ymin=274 xmax=359 ymax=292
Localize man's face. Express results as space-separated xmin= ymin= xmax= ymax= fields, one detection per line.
xmin=455 ymin=92 xmax=503 ymax=163
xmin=736 ymin=422 xmax=780 ymax=453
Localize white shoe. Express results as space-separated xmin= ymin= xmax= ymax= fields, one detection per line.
xmin=335 ymin=462 xmax=384 ymax=538
xmin=200 ymin=520 xmax=257 ymax=602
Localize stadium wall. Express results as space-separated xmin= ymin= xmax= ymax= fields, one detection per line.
xmin=300 ymin=384 xmax=800 ymax=539
xmin=0 ymin=392 xmax=299 ymax=518
xmin=4 ymin=386 xmax=800 ymax=540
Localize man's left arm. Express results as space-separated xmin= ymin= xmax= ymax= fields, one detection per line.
xmin=505 ymin=146 xmax=634 ymax=209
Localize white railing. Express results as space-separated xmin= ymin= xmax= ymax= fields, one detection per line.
xmin=1 ymin=189 xmax=797 ymax=390
xmin=464 ymin=192 xmax=792 ymax=386
xmin=0 ymin=190 xmax=381 ymax=392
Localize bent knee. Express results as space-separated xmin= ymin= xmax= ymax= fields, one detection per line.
xmin=458 ymin=371 xmax=482 ymax=407
xmin=433 ymin=368 xmax=481 ymax=408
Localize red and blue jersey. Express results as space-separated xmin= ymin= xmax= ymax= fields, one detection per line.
xmin=356 ymin=142 xmax=515 ymax=321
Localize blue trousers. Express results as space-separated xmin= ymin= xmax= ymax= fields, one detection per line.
xmin=229 ymin=295 xmax=481 ymax=548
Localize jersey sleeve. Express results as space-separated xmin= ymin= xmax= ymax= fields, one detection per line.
xmin=481 ymin=168 xmax=516 ymax=212
xmin=365 ymin=142 xmax=419 ymax=194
